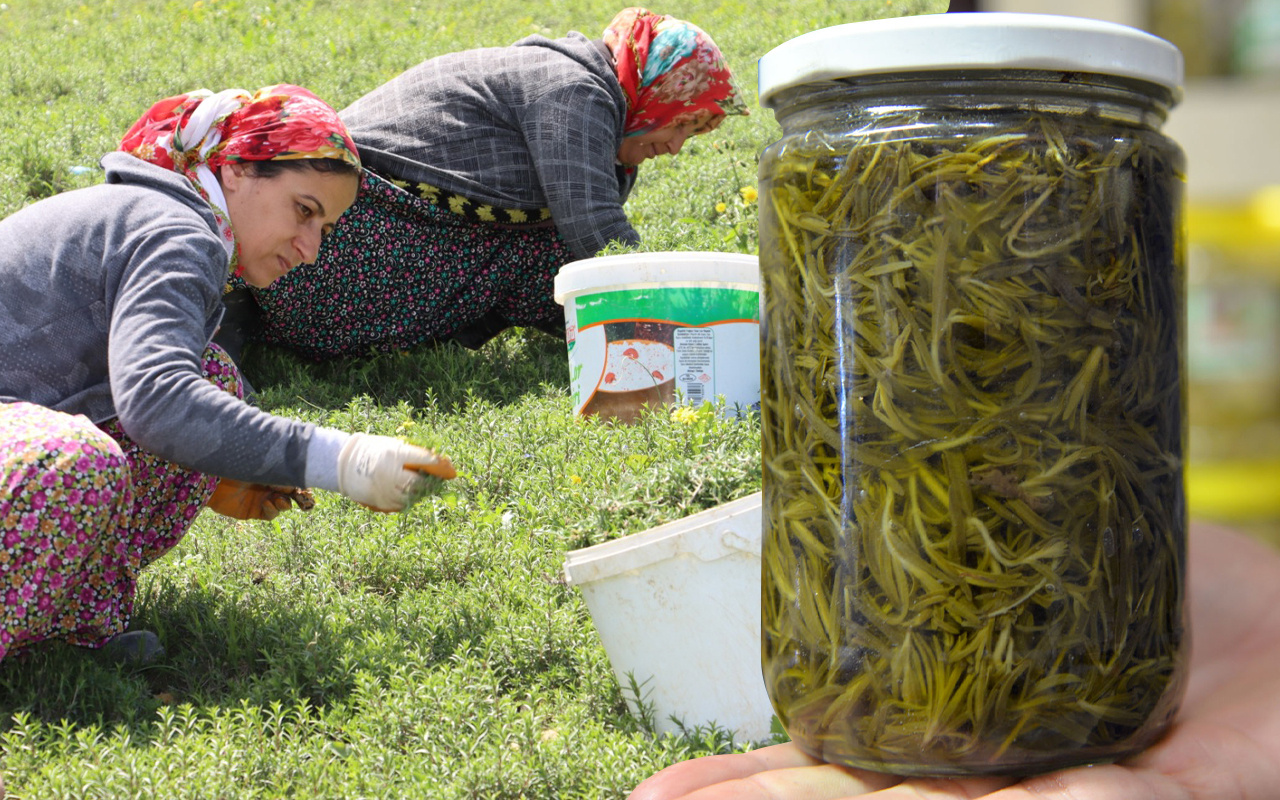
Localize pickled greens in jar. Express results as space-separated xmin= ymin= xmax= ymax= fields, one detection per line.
xmin=758 ymin=81 xmax=1188 ymax=776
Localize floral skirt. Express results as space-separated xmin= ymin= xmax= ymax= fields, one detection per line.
xmin=0 ymin=347 xmax=244 ymax=661
xmin=248 ymin=170 xmax=573 ymax=360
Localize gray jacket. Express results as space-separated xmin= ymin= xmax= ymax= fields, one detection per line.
xmin=341 ymin=32 xmax=640 ymax=260
xmin=0 ymin=152 xmax=314 ymax=486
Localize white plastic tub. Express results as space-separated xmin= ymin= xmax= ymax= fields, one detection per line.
xmin=562 ymin=492 xmax=775 ymax=741
xmin=553 ymin=252 xmax=760 ymax=424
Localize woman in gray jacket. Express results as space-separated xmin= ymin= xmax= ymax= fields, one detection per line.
xmin=229 ymin=7 xmax=747 ymax=359
xmin=0 ymin=85 xmax=454 ymax=664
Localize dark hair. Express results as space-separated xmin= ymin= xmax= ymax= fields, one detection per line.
xmin=241 ymin=157 xmax=360 ymax=179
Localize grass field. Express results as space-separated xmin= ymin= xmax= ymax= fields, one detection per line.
xmin=0 ymin=1 xmax=946 ymax=797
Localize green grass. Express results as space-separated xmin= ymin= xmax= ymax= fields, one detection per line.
xmin=0 ymin=0 xmax=946 ymax=796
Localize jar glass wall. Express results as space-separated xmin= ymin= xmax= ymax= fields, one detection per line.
xmin=758 ymin=69 xmax=1189 ymax=776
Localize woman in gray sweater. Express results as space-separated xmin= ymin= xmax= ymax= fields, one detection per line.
xmin=0 ymin=85 xmax=453 ymax=664
xmin=232 ymin=6 xmax=748 ymax=360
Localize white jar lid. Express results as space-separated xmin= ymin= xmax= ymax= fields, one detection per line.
xmin=758 ymin=12 xmax=1184 ymax=109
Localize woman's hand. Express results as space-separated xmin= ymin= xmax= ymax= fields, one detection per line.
xmin=336 ymin=433 xmax=456 ymax=512
xmin=628 ymin=521 xmax=1280 ymax=800
xmin=207 ymin=479 xmax=313 ymax=521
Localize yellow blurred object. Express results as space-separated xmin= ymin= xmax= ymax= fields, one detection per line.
xmin=1187 ymin=459 xmax=1280 ymax=520
xmin=1255 ymin=185 xmax=1280 ymax=231
xmin=1187 ymin=189 xmax=1280 ymax=259
xmin=1186 ymin=187 xmax=1280 ymax=526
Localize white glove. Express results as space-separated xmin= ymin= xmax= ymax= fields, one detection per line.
xmin=336 ymin=433 xmax=456 ymax=512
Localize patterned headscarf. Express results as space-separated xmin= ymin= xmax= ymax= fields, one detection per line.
xmin=119 ymin=84 xmax=360 ymax=275
xmin=603 ymin=7 xmax=748 ymax=137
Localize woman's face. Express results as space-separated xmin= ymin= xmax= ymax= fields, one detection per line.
xmin=617 ymin=116 xmax=723 ymax=167
xmin=220 ymin=163 xmax=360 ymax=289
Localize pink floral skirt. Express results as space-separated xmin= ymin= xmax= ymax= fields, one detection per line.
xmin=0 ymin=347 xmax=244 ymax=661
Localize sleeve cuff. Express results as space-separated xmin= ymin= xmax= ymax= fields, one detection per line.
xmin=304 ymin=426 xmax=351 ymax=493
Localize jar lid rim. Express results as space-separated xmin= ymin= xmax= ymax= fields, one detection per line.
xmin=758 ymin=13 xmax=1184 ymax=109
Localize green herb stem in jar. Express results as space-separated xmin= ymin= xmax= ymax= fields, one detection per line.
xmin=759 ymin=93 xmax=1188 ymax=776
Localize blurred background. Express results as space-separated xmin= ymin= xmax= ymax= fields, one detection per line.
xmin=948 ymin=0 xmax=1280 ymax=545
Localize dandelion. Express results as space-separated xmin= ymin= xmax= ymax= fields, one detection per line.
xmin=739 ymin=186 xmax=758 ymax=204
xmin=569 ymin=475 xmax=583 ymax=485
xmin=715 ymin=201 xmax=727 ymax=214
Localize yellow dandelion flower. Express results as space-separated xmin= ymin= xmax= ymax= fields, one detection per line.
xmin=569 ymin=475 xmax=583 ymax=484
xmin=739 ymin=186 xmax=758 ymax=204
xmin=715 ymin=202 xmax=727 ymax=214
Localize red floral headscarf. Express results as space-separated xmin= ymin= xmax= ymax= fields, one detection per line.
xmin=603 ymin=7 xmax=747 ymax=137
xmin=119 ymin=84 xmax=360 ymax=275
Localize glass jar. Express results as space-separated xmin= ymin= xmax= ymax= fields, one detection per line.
xmin=756 ymin=14 xmax=1189 ymax=777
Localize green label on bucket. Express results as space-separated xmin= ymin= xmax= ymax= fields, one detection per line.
xmin=574 ymin=287 xmax=759 ymax=330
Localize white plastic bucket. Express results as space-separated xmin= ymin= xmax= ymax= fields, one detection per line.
xmin=553 ymin=252 xmax=760 ymax=423
xmin=562 ymin=492 xmax=775 ymax=741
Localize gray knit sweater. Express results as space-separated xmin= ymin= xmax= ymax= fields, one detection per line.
xmin=340 ymin=31 xmax=640 ymax=260
xmin=0 ymin=152 xmax=316 ymax=486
